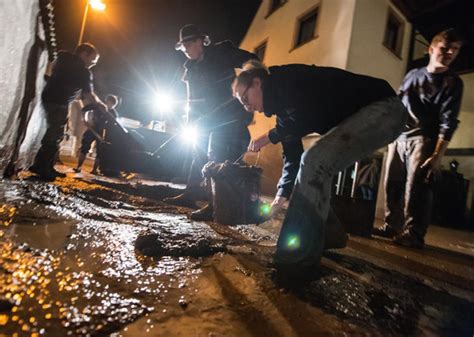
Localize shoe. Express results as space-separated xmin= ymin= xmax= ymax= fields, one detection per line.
xmin=372 ymin=224 xmax=400 ymax=238
xmin=30 ymin=165 xmax=66 ymax=180
xmin=190 ymin=204 xmax=213 ymax=221
xmin=273 ymin=260 xmax=320 ymax=287
xmin=393 ymin=231 xmax=424 ymax=248
xmin=72 ymin=167 xmax=81 ymax=173
xmin=163 ymin=193 xmax=196 ymax=208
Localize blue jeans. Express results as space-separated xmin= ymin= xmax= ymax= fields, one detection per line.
xmin=275 ymin=96 xmax=407 ymax=266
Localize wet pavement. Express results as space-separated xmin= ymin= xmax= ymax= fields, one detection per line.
xmin=0 ymin=171 xmax=473 ymax=336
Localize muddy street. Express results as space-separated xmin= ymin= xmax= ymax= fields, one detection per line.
xmin=0 ymin=175 xmax=473 ymax=337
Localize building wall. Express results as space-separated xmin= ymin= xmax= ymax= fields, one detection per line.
xmin=240 ymin=0 xmax=357 ymax=194
xmin=346 ymin=0 xmax=411 ymax=89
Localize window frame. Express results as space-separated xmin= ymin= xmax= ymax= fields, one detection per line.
xmin=382 ymin=8 xmax=405 ymax=58
xmin=265 ymin=0 xmax=287 ymax=18
xmin=292 ymin=4 xmax=320 ymax=51
xmin=254 ymin=39 xmax=268 ymax=62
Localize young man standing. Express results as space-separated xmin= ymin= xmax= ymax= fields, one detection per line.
xmin=232 ymin=61 xmax=407 ymax=271
xmin=30 ymin=43 xmax=106 ymax=180
xmin=164 ymin=24 xmax=257 ymax=220
xmin=374 ymin=29 xmax=464 ymax=248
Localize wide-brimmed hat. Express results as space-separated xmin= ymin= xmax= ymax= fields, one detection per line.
xmin=175 ymin=24 xmax=210 ymax=50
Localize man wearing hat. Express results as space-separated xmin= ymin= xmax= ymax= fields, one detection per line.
xmin=164 ymin=24 xmax=258 ymax=220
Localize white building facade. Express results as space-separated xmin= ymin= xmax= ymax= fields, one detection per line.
xmin=240 ymin=0 xmax=411 ymax=196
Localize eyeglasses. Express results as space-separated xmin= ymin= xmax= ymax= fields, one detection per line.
xmin=235 ymin=83 xmax=252 ymax=106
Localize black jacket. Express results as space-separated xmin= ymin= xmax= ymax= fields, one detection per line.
xmin=263 ymin=64 xmax=396 ymax=197
xmin=42 ymin=51 xmax=93 ymax=106
xmin=183 ymin=41 xmax=257 ymax=130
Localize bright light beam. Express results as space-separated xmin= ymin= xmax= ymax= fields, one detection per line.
xmin=89 ymin=0 xmax=106 ymax=11
xmin=155 ymin=92 xmax=174 ymax=113
xmin=181 ymin=126 xmax=198 ymax=146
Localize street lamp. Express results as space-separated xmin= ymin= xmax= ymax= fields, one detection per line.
xmin=77 ymin=0 xmax=106 ymax=46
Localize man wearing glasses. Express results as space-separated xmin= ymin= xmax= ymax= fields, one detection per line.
xmin=232 ymin=61 xmax=408 ymax=273
xmin=164 ymin=24 xmax=257 ymax=221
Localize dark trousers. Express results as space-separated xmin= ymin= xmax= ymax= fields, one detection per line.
xmin=32 ymin=102 xmax=68 ymax=171
xmin=185 ymin=126 xmax=250 ymax=196
xmin=384 ymin=137 xmax=435 ymax=239
xmin=80 ymin=128 xmax=102 ymax=155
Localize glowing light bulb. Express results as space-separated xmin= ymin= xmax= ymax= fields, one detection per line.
xmin=89 ymin=0 xmax=106 ymax=11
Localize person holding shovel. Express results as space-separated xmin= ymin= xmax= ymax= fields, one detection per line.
xmin=232 ymin=60 xmax=407 ymax=272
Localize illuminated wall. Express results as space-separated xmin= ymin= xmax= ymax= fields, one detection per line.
xmin=240 ymin=0 xmax=410 ymax=195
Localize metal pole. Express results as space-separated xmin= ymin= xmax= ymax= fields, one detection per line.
xmin=77 ymin=2 xmax=89 ymax=46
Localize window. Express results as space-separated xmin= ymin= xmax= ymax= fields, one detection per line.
xmin=254 ymin=41 xmax=267 ymax=61
xmin=268 ymin=0 xmax=286 ymax=16
xmin=383 ymin=9 xmax=404 ymax=57
xmin=295 ymin=7 xmax=319 ymax=48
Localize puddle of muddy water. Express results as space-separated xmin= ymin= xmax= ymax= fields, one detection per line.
xmin=0 ymin=179 xmax=225 ymax=336
xmin=1 ymin=178 xmax=473 ymax=337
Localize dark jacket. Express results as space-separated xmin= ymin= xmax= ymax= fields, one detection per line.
xmin=263 ymin=64 xmax=396 ymax=197
xmin=42 ymin=51 xmax=93 ymax=106
xmin=182 ymin=41 xmax=257 ymax=130
xmin=398 ymin=67 xmax=463 ymax=141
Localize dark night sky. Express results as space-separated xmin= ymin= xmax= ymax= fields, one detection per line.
xmin=52 ymin=0 xmax=262 ymax=123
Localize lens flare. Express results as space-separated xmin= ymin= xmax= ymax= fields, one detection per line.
xmin=260 ymin=203 xmax=271 ymax=216
xmin=286 ymin=235 xmax=300 ymax=249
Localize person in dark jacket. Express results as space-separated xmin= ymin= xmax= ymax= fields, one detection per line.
xmin=30 ymin=43 xmax=107 ymax=180
xmin=164 ymin=24 xmax=258 ymax=220
xmin=74 ymin=94 xmax=120 ymax=174
xmin=232 ymin=61 xmax=407 ymax=270
xmin=373 ymin=29 xmax=464 ymax=248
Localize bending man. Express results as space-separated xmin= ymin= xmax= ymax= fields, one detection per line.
xmin=233 ymin=61 xmax=407 ymax=270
